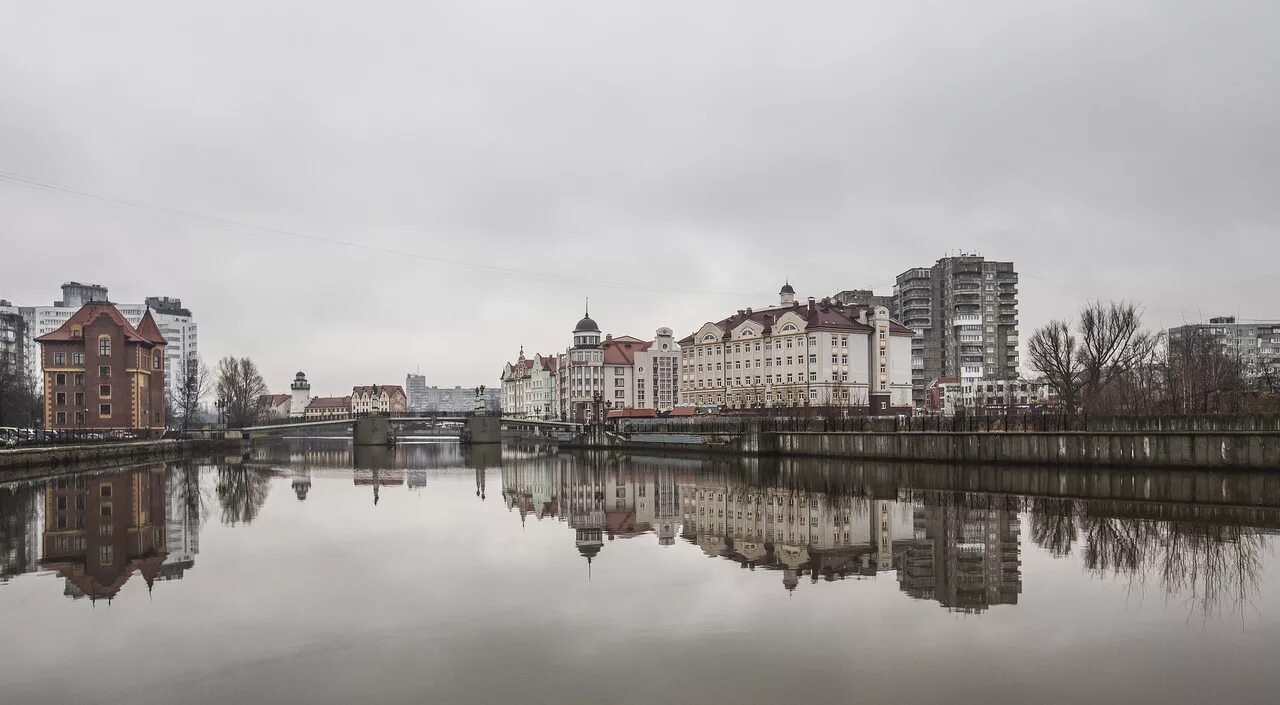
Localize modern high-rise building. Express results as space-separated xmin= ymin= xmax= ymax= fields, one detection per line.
xmin=1166 ymin=316 xmax=1280 ymax=379
xmin=17 ymin=283 xmax=198 ymax=403
xmin=893 ymin=256 xmax=1019 ymax=407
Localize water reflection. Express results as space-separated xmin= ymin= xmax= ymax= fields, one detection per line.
xmin=1 ymin=444 xmax=1277 ymax=620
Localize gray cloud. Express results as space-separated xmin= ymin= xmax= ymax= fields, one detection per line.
xmin=1 ymin=0 xmax=1276 ymax=393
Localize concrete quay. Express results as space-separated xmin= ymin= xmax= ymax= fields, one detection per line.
xmin=0 ymin=438 xmax=222 ymax=471
xmin=557 ymin=428 xmax=1280 ymax=470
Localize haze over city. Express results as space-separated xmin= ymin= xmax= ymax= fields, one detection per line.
xmin=3 ymin=0 xmax=1277 ymax=393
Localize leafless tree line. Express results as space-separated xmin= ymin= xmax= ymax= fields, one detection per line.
xmin=1029 ymin=301 xmax=1278 ymax=415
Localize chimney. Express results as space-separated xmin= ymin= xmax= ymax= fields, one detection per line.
xmin=745 ymin=307 xmax=752 ymax=314
xmin=605 ymin=334 xmax=612 ymax=341
xmin=807 ymin=297 xmax=816 ymax=312
xmin=858 ymin=308 xmax=868 ymax=324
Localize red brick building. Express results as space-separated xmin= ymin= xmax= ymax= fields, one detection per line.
xmin=35 ymin=301 xmax=167 ymax=432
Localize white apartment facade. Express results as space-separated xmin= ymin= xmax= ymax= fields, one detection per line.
xmin=500 ymin=349 xmax=559 ymax=420
xmin=554 ymin=307 xmax=679 ymax=422
xmin=678 ymin=284 xmax=915 ymax=413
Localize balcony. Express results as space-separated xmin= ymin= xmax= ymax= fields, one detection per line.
xmin=953 ymin=314 xmax=981 ymax=326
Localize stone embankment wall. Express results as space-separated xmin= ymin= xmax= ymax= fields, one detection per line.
xmin=557 ymin=428 xmax=1280 ymax=470
xmin=766 ymin=432 xmax=1280 ymax=470
xmin=0 ymin=439 xmax=217 ymax=471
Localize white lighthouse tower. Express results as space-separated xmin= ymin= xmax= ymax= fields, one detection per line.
xmin=290 ymin=371 xmax=311 ymax=418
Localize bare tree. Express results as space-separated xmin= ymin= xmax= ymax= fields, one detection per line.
xmin=1028 ymin=319 xmax=1080 ymax=412
xmin=215 ymin=356 xmax=268 ymax=428
xmin=0 ymin=359 xmax=40 ymax=427
xmin=173 ymin=356 xmax=211 ymax=432
xmin=1077 ymin=301 xmax=1150 ymax=413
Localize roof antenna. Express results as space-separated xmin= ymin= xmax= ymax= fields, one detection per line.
xmin=585 ymin=297 xmax=590 ymax=317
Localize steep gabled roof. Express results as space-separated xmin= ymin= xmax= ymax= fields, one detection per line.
xmin=353 ymin=385 xmax=406 ymax=397
xmin=601 ymin=336 xmax=654 ymax=366
xmin=135 ymin=309 xmax=168 ymax=345
xmin=34 ymin=302 xmax=151 ymax=344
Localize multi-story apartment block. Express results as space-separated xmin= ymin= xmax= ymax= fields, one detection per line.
xmin=898 ymin=498 xmax=1022 ymax=612
xmin=924 ymin=377 xmax=1059 ymax=414
xmin=500 ymin=348 xmax=559 ymax=419
xmin=678 ymin=283 xmax=914 ymax=413
xmin=410 ymin=383 xmax=500 ymax=414
xmin=17 ymin=283 xmax=198 ymax=403
xmin=351 ymin=385 xmax=407 ymax=414
xmin=893 ymin=256 xmax=1019 ymax=407
xmin=35 ymin=301 xmax=167 ymax=432
xmin=0 ymin=301 xmax=26 ymax=383
xmin=553 ymin=307 xmax=679 ymax=422
xmin=405 ymin=372 xmax=428 ymax=411
xmin=1167 ymin=316 xmax=1280 ymax=379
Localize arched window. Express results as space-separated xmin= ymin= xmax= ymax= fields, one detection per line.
xmin=780 ymin=324 xmax=797 ymax=333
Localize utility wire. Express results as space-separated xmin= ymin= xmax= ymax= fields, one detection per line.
xmin=0 ymin=169 xmax=762 ymax=298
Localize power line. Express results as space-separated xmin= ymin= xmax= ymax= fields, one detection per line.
xmin=0 ymin=169 xmax=761 ymax=298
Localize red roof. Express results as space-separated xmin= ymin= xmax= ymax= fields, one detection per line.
xmin=307 ymin=396 xmax=351 ymax=409
xmin=34 ymin=302 xmax=152 ymax=344
xmin=135 ymin=309 xmax=168 ymax=345
xmin=679 ymin=299 xmax=914 ymax=345
xmin=352 ymin=385 xmax=406 ymax=397
xmin=668 ymin=406 xmax=697 ymax=417
xmin=606 ymin=408 xmax=658 ymax=419
xmin=257 ymin=394 xmax=291 ymax=408
xmin=601 ymin=336 xmax=654 ymax=366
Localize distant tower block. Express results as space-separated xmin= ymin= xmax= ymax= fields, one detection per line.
xmin=290 ymin=371 xmax=311 ymax=418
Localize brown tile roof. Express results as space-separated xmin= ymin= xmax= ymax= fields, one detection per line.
xmin=684 ymin=299 xmax=914 ymax=343
xmin=668 ymin=406 xmax=697 ymax=417
xmin=352 ymin=385 xmax=406 ymax=397
xmin=34 ymin=302 xmax=152 ymax=344
xmin=601 ymin=336 xmax=653 ymax=366
xmin=606 ymin=408 xmax=658 ymax=418
xmin=135 ymin=309 xmax=168 ymax=345
xmin=257 ymin=394 xmax=291 ymax=408
xmin=307 ymin=396 xmax=351 ymax=409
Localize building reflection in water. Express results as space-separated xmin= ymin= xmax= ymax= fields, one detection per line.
xmin=501 ymin=453 xmax=1280 ymax=616
xmin=2 ymin=447 xmax=1276 ymax=618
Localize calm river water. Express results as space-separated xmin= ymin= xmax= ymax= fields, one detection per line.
xmin=2 ymin=439 xmax=1279 ymax=704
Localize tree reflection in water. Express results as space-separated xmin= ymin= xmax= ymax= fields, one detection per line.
xmin=216 ymin=466 xmax=274 ymax=526
xmin=1029 ymin=499 xmax=1269 ymax=621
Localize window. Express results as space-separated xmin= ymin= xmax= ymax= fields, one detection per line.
xmin=101 ymin=484 xmax=112 ymax=498
xmin=55 ymin=373 xmax=66 ymax=385
xmin=74 ymin=411 xmax=84 ymax=425
xmin=74 ymin=373 xmax=84 ymax=386
xmin=55 ymin=411 xmax=66 ymax=424
xmin=100 ymin=546 xmax=113 ymax=565
xmin=100 ymin=385 xmax=111 ymax=398
xmin=153 ymin=354 xmax=162 ymax=370
xmin=55 ymin=392 xmax=66 ymax=405
xmin=808 ymin=354 xmax=816 ymax=363
xmin=614 ymin=390 xmax=624 ymax=399
xmin=98 ymin=336 xmax=111 ymax=356
xmin=99 ymin=404 xmax=111 ymax=416
xmin=54 ymin=352 xmax=66 ymax=365
xmin=99 ymin=366 xmax=110 ymax=377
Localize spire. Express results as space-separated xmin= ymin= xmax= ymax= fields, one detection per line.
xmin=585 ymin=296 xmax=590 ymax=318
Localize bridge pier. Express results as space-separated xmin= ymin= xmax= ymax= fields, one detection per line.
xmin=353 ymin=416 xmax=392 ymax=446
xmin=465 ymin=415 xmax=502 ymax=444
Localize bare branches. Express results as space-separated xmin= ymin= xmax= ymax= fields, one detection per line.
xmin=1028 ymin=319 xmax=1079 ymax=411
xmin=215 ymin=356 xmax=268 ymax=428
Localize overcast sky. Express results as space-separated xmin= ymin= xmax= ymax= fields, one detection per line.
xmin=1 ymin=1 xmax=1276 ymax=395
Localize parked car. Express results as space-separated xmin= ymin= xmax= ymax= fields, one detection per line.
xmin=0 ymin=427 xmax=19 ymax=448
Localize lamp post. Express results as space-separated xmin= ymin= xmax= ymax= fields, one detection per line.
xmin=216 ymin=397 xmax=227 ymax=428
